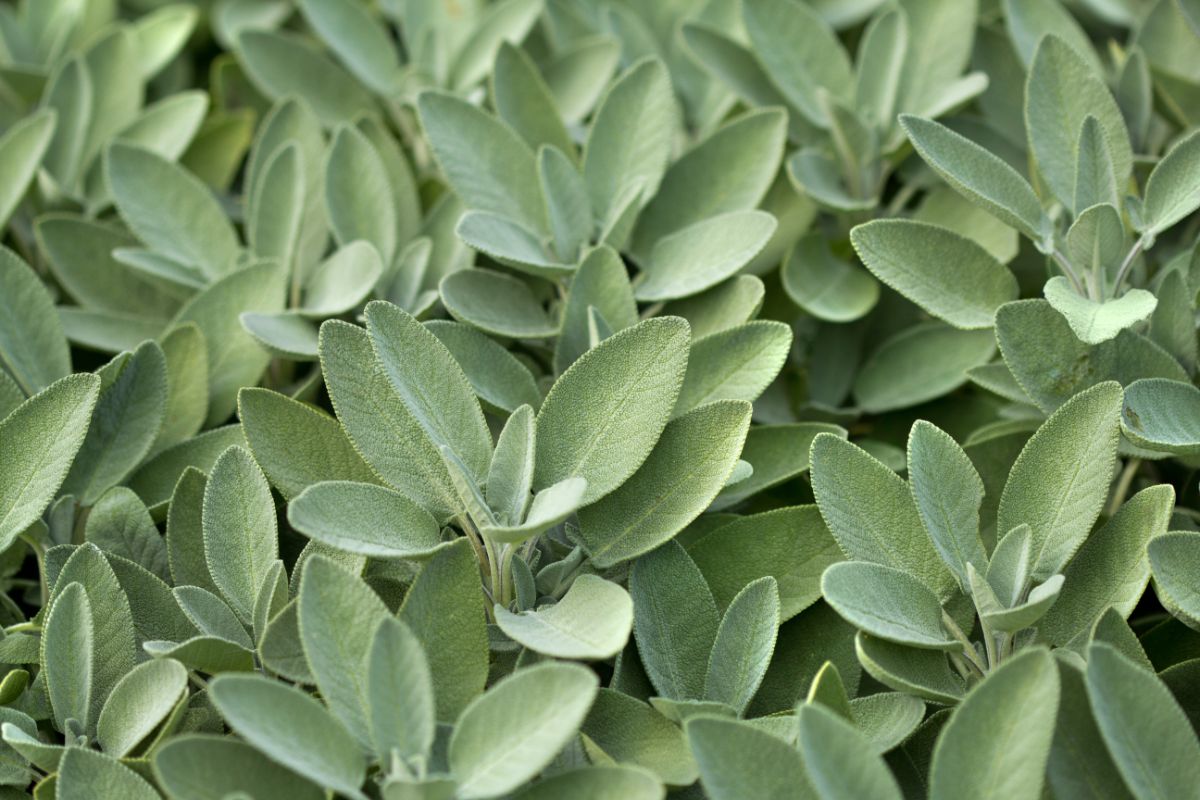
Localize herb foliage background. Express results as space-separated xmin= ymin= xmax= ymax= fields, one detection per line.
xmin=0 ymin=0 xmax=1199 ymax=797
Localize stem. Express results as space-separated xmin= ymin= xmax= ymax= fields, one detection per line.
xmin=942 ymin=611 xmax=987 ymax=675
xmin=979 ymin=616 xmax=999 ymax=670
xmin=1112 ymin=237 xmax=1147 ymax=293
xmin=19 ymin=532 xmax=48 ymax=610
xmin=1107 ymin=458 xmax=1142 ymax=517
xmin=1052 ymin=249 xmax=1088 ymax=296
xmin=885 ymin=182 xmax=918 ymax=216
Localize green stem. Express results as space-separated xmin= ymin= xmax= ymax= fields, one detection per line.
xmin=1052 ymin=249 xmax=1088 ymax=297
xmin=1112 ymin=236 xmax=1147 ymax=294
xmin=942 ymin=611 xmax=987 ymax=674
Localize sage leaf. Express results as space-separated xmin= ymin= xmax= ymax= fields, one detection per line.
xmin=209 ymin=673 xmax=367 ymax=800
xmin=1044 ymin=278 xmax=1157 ymax=345
xmin=704 ymin=576 xmax=780 ymax=715
xmin=997 ymin=381 xmax=1122 ymax=581
xmin=1120 ymin=378 xmax=1200 ymax=455
xmin=796 ymin=703 xmax=903 ymax=800
xmin=0 ymin=248 xmax=72 ymax=396
xmin=686 ymin=716 xmax=812 ymax=800
xmin=1142 ymin=129 xmax=1200 ymax=236
xmin=535 ymin=317 xmax=690 ymax=504
xmin=851 ymin=220 xmax=1018 ymax=330
xmin=202 ymin=446 xmax=278 ymax=623
xmin=577 ymin=400 xmax=751 ymax=567
xmin=496 ymin=574 xmax=633 ymax=660
xmin=900 ymin=115 xmax=1051 ymax=248
xmin=288 ymin=481 xmax=445 ymax=559
xmin=821 ymin=562 xmax=958 ymax=650
xmin=0 ymin=374 xmax=99 ymax=550
xmin=928 ymin=648 xmax=1060 ymax=800
xmin=1086 ymin=642 xmax=1200 ymax=798
xmin=449 ymin=662 xmax=599 ymax=799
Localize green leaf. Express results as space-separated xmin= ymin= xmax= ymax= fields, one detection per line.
xmin=236 ymin=30 xmax=375 ymax=125
xmin=496 ymin=574 xmax=633 ymax=660
xmin=486 ymin=405 xmax=535 ymax=526
xmin=492 ymin=42 xmax=574 ymax=158
xmin=851 ymin=220 xmax=1017 ymax=330
xmin=577 ymin=400 xmax=751 ymax=567
xmin=175 ymin=585 xmax=252 ymax=648
xmin=1044 ymin=278 xmax=1157 ymax=345
xmin=85 ymin=487 xmax=169 ymax=580
xmin=997 ymin=381 xmax=1122 ymax=581
xmin=907 ymin=421 xmax=987 ymax=589
xmin=676 ymin=322 xmax=791 ymax=414
xmin=581 ymin=688 xmax=698 ymax=786
xmin=633 ymin=108 xmax=787 ymax=256
xmin=154 ymin=734 xmax=326 ymax=800
xmin=929 ymin=648 xmax=1060 ymax=800
xmin=1073 ymin=116 xmax=1122 ymax=215
xmin=855 ymin=634 xmax=964 ymax=705
xmin=439 ymin=269 xmax=559 ymax=339
xmin=0 ymin=247 xmax=72 ymax=396
xmin=713 ymin=423 xmax=845 ymax=511
xmin=54 ymin=543 xmax=137 ymax=724
xmin=1142 ymin=129 xmax=1200 ymax=236
xmin=42 ymin=582 xmax=92 ymax=735
xmin=630 ymin=541 xmax=720 ymax=701
xmin=821 ymin=562 xmax=957 ymax=650
xmin=996 ymin=299 xmax=1187 ymax=413
xmin=57 ymin=748 xmax=160 ymax=800
xmin=0 ymin=374 xmax=99 ymax=550
xmin=1149 ymin=532 xmax=1200 ymax=630
xmin=449 ymin=662 xmax=599 ymax=799
xmin=742 ymin=0 xmax=853 ymax=125
xmin=326 ymin=126 xmax=397 ymax=264
xmin=704 ymin=577 xmax=780 ymax=715
xmin=536 ymin=316 xmax=690 ymax=505
xmin=298 ymin=554 xmax=390 ymax=750
xmin=238 ymin=387 xmax=375 ymax=500
xmin=366 ymin=301 xmax=493 ymax=483
xmin=209 ymin=673 xmax=367 ymax=800
xmin=0 ymin=109 xmax=55 ymax=230
xmin=130 ymin=425 xmax=247 ymax=515
xmin=202 ymin=446 xmax=278 ymax=623
xmin=169 ymin=261 xmax=286 ymax=425
xmin=96 ymin=658 xmax=187 ymax=757
xmin=1025 ymin=36 xmax=1132 ymax=207
xmin=900 ymin=115 xmax=1050 ymax=248
xmin=1041 ymin=484 xmax=1174 ymax=649
xmin=106 ymin=142 xmax=240 ymax=279
xmin=1121 ymin=378 xmax=1200 ymax=455
xmin=320 ymin=320 xmax=458 ymax=519
xmin=554 ymin=246 xmax=639 ymax=374
xmin=156 ymin=323 xmax=208 ymax=455
xmin=853 ymin=323 xmax=996 ymax=413
xmin=686 ymin=716 xmax=812 ymax=800
xmin=247 ymin=142 xmax=303 ymax=276
xmin=691 ymin=506 xmax=842 ymax=622
xmin=782 ymin=233 xmax=880 ymax=323
xmin=63 ymin=341 xmax=168 ymax=506
xmin=289 ymin=481 xmax=445 ymax=559
xmin=1087 ymin=642 xmax=1200 ymax=798
xmin=634 ymin=211 xmax=777 ymax=302
xmin=448 ymin=0 xmax=543 ymax=92
xmin=296 ymin=0 xmax=402 ymax=95
xmin=477 ymin=474 xmax=587 ymax=544
xmin=366 ymin=617 xmax=435 ymax=763
xmin=428 ymin=321 xmax=541 ymax=414
xmin=399 ymin=539 xmax=489 ymax=721
xmin=512 ymin=766 xmax=665 ymax=800
xmin=302 ymin=241 xmax=384 ymax=318
xmin=583 ymin=58 xmax=675 ymax=228
xmin=810 ymin=433 xmax=956 ymax=599
xmin=418 ymin=91 xmax=545 ymax=234
xmin=37 ymin=215 xmax=178 ymax=320
xmin=537 ymin=145 xmax=591 ymax=264
xmin=796 ymin=703 xmax=903 ymax=800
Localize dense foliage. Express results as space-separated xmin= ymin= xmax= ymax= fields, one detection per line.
xmin=1 ymin=0 xmax=1200 ymax=797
